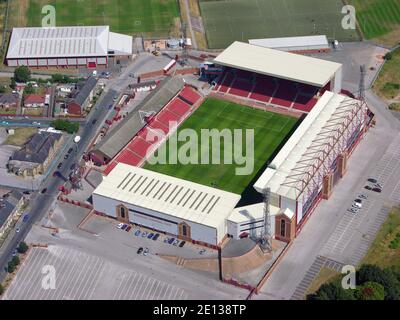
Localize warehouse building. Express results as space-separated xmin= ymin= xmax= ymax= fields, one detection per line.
xmin=93 ymin=164 xmax=241 ymax=247
xmin=6 ymin=26 xmax=132 ymax=68
xmin=248 ymin=35 xmax=330 ymax=54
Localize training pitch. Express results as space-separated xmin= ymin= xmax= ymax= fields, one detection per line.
xmin=199 ymin=0 xmax=361 ymax=49
xmin=144 ymin=98 xmax=298 ymax=195
xmin=26 ymin=0 xmax=180 ymax=36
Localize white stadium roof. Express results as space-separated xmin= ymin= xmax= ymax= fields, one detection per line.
xmin=6 ymin=26 xmax=132 ymax=59
xmin=254 ymin=91 xmax=364 ymax=201
xmin=213 ymin=41 xmax=341 ymax=87
xmin=248 ymin=35 xmax=329 ymax=50
xmin=93 ymin=163 xmax=241 ymax=229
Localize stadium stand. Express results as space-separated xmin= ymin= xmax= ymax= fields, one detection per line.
xmin=101 ymin=84 xmax=202 ymax=174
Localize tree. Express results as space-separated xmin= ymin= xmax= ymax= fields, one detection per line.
xmin=50 ymin=119 xmax=79 ymax=134
xmin=17 ymin=242 xmax=29 ymax=254
xmin=307 ymin=282 xmax=355 ymax=300
xmin=355 ymin=281 xmax=385 ymax=300
xmin=14 ymin=66 xmax=31 ymax=83
xmin=357 ymin=264 xmax=400 ymax=300
xmin=0 ymin=85 xmax=6 ymax=93
xmin=0 ymin=283 xmax=4 ymax=295
xmin=23 ymin=83 xmax=35 ymax=95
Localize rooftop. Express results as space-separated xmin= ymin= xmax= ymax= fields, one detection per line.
xmin=93 ymin=163 xmax=241 ymax=229
xmin=213 ymin=41 xmax=342 ymax=87
xmin=248 ymin=35 xmax=329 ymax=49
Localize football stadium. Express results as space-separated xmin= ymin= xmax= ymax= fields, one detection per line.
xmin=91 ymin=42 xmax=374 ymax=248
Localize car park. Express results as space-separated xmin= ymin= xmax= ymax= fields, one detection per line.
xmin=137 ymin=247 xmax=143 ymax=254
xmin=143 ymin=248 xmax=149 ymax=256
xmin=116 ymin=223 xmax=124 ymax=229
xmin=152 ymin=233 xmax=160 ymax=241
xmin=178 ymin=241 xmax=186 ymax=248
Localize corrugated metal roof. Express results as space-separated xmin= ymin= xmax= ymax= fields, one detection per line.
xmin=6 ymin=26 xmax=110 ymax=59
xmin=213 ymin=41 xmax=341 ymax=87
xmin=93 ymin=163 xmax=241 ymax=228
xmin=249 ymin=35 xmax=329 ymax=50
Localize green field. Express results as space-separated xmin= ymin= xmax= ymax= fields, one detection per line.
xmin=199 ymin=0 xmax=360 ymax=49
xmin=144 ymin=98 xmax=298 ymax=194
xmin=349 ymin=0 xmax=400 ymax=45
xmin=26 ymin=0 xmax=180 ymax=36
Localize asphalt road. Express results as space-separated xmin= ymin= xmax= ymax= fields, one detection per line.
xmin=0 ymin=53 xmax=158 ymax=282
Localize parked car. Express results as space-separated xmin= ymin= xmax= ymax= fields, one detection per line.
xmin=22 ymin=214 xmax=29 ymax=223
xmin=152 ymin=233 xmax=160 ymax=241
xmin=372 ymin=187 xmax=382 ymax=193
xmin=354 ymin=198 xmax=362 ymax=204
xmin=137 ymin=247 xmax=143 ymax=254
xmin=367 ymin=178 xmax=378 ymax=184
xmin=12 ymin=249 xmax=17 ymax=257
xmin=116 ymin=223 xmax=124 ymax=229
xmin=199 ymin=249 xmax=206 ymax=255
xmin=121 ymin=224 xmax=128 ymax=230
xmin=168 ymin=237 xmax=175 ymax=244
xmin=57 ymin=163 xmax=63 ymax=169
xmin=164 ymin=237 xmax=170 ymax=243
xmin=16 ymin=227 xmax=20 ymax=233
xmin=22 ymin=191 xmax=31 ymax=195
xmin=375 ymin=183 xmax=383 ymax=189
xmin=41 ymin=188 xmax=47 ymax=194
xmin=147 ymin=233 xmax=154 ymax=239
xmin=173 ymin=239 xmax=180 ymax=246
xmin=141 ymin=231 xmax=148 ymax=238
xmin=143 ymin=248 xmax=149 ymax=256
xmin=178 ymin=241 xmax=186 ymax=248
xmin=364 ymin=185 xmax=373 ymax=190
xmin=358 ymin=194 xmax=368 ymax=200
xmin=125 ymin=226 xmax=132 ymax=232
xmin=68 ymin=148 xmax=73 ymax=154
xmin=134 ymin=229 xmax=141 ymax=236
xmin=353 ymin=202 xmax=362 ymax=208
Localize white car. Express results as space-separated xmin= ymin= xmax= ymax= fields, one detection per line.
xmin=116 ymin=223 xmax=124 ymax=229
xmin=353 ymin=202 xmax=362 ymax=208
xmin=143 ymin=247 xmax=149 ymax=256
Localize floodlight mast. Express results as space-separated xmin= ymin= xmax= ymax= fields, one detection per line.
xmin=259 ymin=187 xmax=272 ymax=252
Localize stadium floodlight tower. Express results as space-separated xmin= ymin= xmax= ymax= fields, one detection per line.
xmin=358 ymin=64 xmax=366 ymax=101
xmin=259 ymin=187 xmax=272 ymax=252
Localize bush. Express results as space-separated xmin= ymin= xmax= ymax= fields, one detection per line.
xmin=307 ymin=282 xmax=355 ymax=300
xmin=14 ymin=66 xmax=31 ymax=83
xmin=384 ymin=52 xmax=393 ymax=60
xmin=23 ymin=83 xmax=35 ymax=95
xmin=357 ymin=264 xmax=400 ymax=300
xmin=17 ymin=242 xmax=29 ymax=254
xmin=50 ymin=119 xmax=80 ymax=134
xmin=355 ymin=281 xmax=385 ymax=300
xmin=0 ymin=283 xmax=4 ymax=295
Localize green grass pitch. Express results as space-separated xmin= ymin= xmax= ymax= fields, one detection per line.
xmin=349 ymin=0 xmax=400 ymax=39
xmin=26 ymin=0 xmax=180 ymax=36
xmin=143 ymin=98 xmax=299 ymax=195
xmin=199 ymin=0 xmax=361 ymax=49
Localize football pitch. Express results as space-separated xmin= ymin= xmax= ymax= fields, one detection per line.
xmin=199 ymin=0 xmax=361 ymax=49
xmin=26 ymin=0 xmax=180 ymax=36
xmin=143 ymin=98 xmax=299 ymax=195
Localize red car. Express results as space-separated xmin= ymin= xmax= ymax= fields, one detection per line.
xmin=125 ymin=226 xmax=132 ymax=232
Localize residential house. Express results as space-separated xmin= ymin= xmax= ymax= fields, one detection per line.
xmin=24 ymin=93 xmax=46 ymax=108
xmin=8 ymin=131 xmax=64 ymax=177
xmin=0 ymin=190 xmax=25 ymax=238
xmin=67 ymin=76 xmax=98 ymax=115
xmin=0 ymin=93 xmax=19 ymax=111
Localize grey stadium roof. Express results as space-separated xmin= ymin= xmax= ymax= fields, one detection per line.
xmin=94 ymin=76 xmax=185 ymax=159
xmin=6 ymin=26 xmax=132 ymax=59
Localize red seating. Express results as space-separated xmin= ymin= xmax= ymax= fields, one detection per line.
xmin=219 ymin=73 xmax=235 ymax=93
xmin=249 ymin=76 xmax=277 ymax=103
xmin=293 ymin=95 xmax=318 ymax=112
xmin=167 ymin=98 xmax=191 ymax=117
xmin=229 ymin=79 xmax=253 ymax=97
xmin=104 ymin=161 xmax=117 ymax=175
xmin=236 ymin=69 xmax=253 ymax=79
xmin=179 ymin=86 xmax=201 ymax=105
xmin=116 ymin=149 xmax=143 ymax=166
xmin=298 ymin=83 xmax=318 ymax=96
xmin=157 ymin=109 xmax=181 ymax=128
xmin=149 ymin=120 xmax=169 ymax=133
xmin=271 ymin=80 xmax=298 ymax=107
xmin=126 ymin=137 xmax=152 ymax=158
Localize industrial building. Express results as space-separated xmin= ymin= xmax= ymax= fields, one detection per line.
xmin=248 ymin=35 xmax=331 ymax=54
xmin=6 ymin=26 xmax=133 ymax=68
